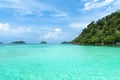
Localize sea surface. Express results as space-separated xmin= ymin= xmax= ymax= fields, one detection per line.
xmin=0 ymin=44 xmax=120 ymax=80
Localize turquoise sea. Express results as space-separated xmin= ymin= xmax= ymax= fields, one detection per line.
xmin=0 ymin=44 xmax=120 ymax=80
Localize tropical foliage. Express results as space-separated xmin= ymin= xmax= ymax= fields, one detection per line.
xmin=72 ymin=11 xmax=120 ymax=45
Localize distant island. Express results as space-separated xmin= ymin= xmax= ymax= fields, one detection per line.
xmin=0 ymin=42 xmax=3 ymax=44
xmin=61 ymin=41 xmax=68 ymax=44
xmin=72 ymin=11 xmax=120 ymax=45
xmin=11 ymin=41 xmax=26 ymax=44
xmin=61 ymin=41 xmax=71 ymax=44
xmin=40 ymin=41 xmax=47 ymax=44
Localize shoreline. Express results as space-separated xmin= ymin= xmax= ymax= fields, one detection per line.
xmin=71 ymin=43 xmax=120 ymax=47
xmin=0 ymin=43 xmax=120 ymax=47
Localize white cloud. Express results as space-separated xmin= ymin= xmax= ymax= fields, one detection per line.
xmin=83 ymin=0 xmax=114 ymax=10
xmin=0 ymin=0 xmax=33 ymax=15
xmin=0 ymin=22 xmax=64 ymax=42
xmin=0 ymin=0 xmax=68 ymax=17
xmin=0 ymin=22 xmax=68 ymax=43
xmin=51 ymin=10 xmax=68 ymax=17
xmin=43 ymin=28 xmax=62 ymax=39
xmin=53 ymin=12 xmax=67 ymax=17
xmin=69 ymin=22 xmax=89 ymax=29
xmin=0 ymin=22 xmax=31 ymax=36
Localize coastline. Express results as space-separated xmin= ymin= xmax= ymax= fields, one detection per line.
xmin=71 ymin=43 xmax=120 ymax=47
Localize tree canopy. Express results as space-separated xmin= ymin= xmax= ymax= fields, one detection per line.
xmin=72 ymin=11 xmax=120 ymax=45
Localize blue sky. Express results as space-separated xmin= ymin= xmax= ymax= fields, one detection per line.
xmin=0 ymin=0 xmax=120 ymax=43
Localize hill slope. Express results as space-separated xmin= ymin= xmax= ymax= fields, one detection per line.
xmin=72 ymin=11 xmax=120 ymax=45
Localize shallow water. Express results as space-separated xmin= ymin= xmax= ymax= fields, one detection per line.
xmin=0 ymin=44 xmax=120 ymax=80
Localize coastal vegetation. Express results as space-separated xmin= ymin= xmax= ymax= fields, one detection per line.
xmin=40 ymin=41 xmax=47 ymax=44
xmin=72 ymin=11 xmax=120 ymax=45
xmin=11 ymin=41 xmax=26 ymax=44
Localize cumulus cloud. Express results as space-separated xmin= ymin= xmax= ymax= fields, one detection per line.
xmin=83 ymin=0 xmax=114 ymax=10
xmin=69 ymin=22 xmax=89 ymax=29
xmin=43 ymin=28 xmax=62 ymax=39
xmin=0 ymin=22 xmax=64 ymax=42
xmin=0 ymin=22 xmax=31 ymax=36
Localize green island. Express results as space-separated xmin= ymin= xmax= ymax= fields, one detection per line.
xmin=11 ymin=41 xmax=26 ymax=44
xmin=40 ymin=41 xmax=47 ymax=44
xmin=61 ymin=41 xmax=71 ymax=44
xmin=72 ymin=11 xmax=120 ymax=45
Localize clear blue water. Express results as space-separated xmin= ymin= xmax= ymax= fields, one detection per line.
xmin=0 ymin=44 xmax=120 ymax=80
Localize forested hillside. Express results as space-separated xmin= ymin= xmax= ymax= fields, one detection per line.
xmin=72 ymin=11 xmax=120 ymax=45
